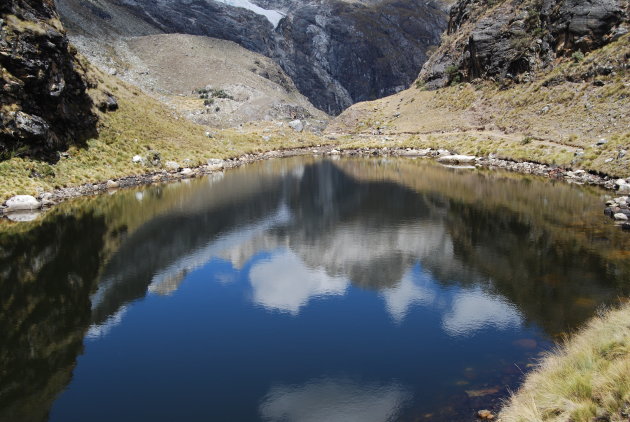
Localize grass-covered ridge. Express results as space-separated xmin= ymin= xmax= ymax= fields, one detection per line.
xmin=499 ymin=303 xmax=630 ymax=421
xmin=0 ymin=66 xmax=325 ymax=201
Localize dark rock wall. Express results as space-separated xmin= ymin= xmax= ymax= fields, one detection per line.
xmin=274 ymin=0 xmax=447 ymax=114
xmin=419 ymin=0 xmax=629 ymax=88
xmin=0 ymin=0 xmax=97 ymax=161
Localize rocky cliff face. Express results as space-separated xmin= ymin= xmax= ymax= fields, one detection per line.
xmin=0 ymin=0 xmax=98 ymax=161
xmin=54 ymin=0 xmax=447 ymax=114
xmin=273 ymin=0 xmax=447 ymax=113
xmin=419 ymin=0 xmax=629 ymax=88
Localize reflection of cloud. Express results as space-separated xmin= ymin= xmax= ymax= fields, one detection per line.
xmin=139 ymin=204 xmax=291 ymax=298
xmin=442 ymin=288 xmax=522 ymax=337
xmin=381 ymin=269 xmax=435 ymax=322
xmin=86 ymin=305 xmax=128 ymax=340
xmin=259 ymin=378 xmax=410 ymax=422
xmin=249 ymin=250 xmax=349 ymax=314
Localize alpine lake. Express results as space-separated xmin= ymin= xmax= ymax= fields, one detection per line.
xmin=1 ymin=156 xmax=629 ymax=422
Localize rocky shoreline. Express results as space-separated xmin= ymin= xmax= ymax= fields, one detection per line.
xmin=1 ymin=146 xmax=628 ymax=227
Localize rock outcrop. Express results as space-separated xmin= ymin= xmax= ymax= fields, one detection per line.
xmin=418 ymin=0 xmax=629 ymax=88
xmin=0 ymin=0 xmax=98 ymax=161
xmin=54 ymin=0 xmax=447 ymax=114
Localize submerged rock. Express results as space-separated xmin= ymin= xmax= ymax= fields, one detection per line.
xmin=477 ymin=409 xmax=495 ymax=420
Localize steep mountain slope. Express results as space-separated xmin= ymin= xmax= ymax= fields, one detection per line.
xmin=54 ymin=0 xmax=447 ymax=114
xmin=330 ymin=0 xmax=629 ymax=176
xmin=0 ymin=0 xmax=101 ymax=161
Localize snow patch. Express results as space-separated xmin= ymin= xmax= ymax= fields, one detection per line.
xmin=217 ymin=0 xmax=285 ymax=27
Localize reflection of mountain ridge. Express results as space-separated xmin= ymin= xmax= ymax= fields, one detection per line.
xmin=0 ymin=212 xmax=108 ymax=422
xmin=92 ymin=159 xmax=629 ymax=336
xmin=90 ymin=171 xmax=292 ymax=326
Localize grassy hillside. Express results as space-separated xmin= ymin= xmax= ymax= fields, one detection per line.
xmin=328 ymin=34 xmax=630 ymax=177
xmin=0 ymin=63 xmax=326 ymax=201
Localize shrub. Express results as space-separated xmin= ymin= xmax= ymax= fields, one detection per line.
xmin=445 ymin=64 xmax=462 ymax=85
xmin=572 ymin=51 xmax=585 ymax=63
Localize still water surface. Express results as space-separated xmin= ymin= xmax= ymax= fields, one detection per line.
xmin=1 ymin=157 xmax=629 ymax=421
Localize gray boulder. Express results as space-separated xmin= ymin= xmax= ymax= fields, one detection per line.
xmin=5 ymin=195 xmax=41 ymax=211
xmin=437 ymin=154 xmax=477 ymax=164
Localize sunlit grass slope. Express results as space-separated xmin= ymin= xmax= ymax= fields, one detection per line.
xmin=500 ymin=303 xmax=630 ymax=422
xmin=329 ymin=34 xmax=630 ymax=177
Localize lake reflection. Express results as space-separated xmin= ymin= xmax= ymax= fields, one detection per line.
xmin=0 ymin=157 xmax=628 ymax=422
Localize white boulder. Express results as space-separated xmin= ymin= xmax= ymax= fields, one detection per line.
xmin=288 ymin=119 xmax=304 ymax=132
xmin=207 ymin=159 xmax=225 ymax=171
xmin=437 ymin=155 xmax=477 ymax=164
xmin=5 ymin=195 xmax=41 ymax=211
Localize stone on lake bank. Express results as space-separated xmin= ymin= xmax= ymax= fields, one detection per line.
xmin=288 ymin=119 xmax=304 ymax=132
xmin=399 ymin=148 xmax=431 ymax=157
xmin=207 ymin=159 xmax=225 ymax=171
xmin=437 ymin=155 xmax=477 ymax=164
xmin=165 ymin=161 xmax=180 ymax=171
xmin=5 ymin=195 xmax=41 ymax=211
xmin=614 ymin=213 xmax=629 ymax=221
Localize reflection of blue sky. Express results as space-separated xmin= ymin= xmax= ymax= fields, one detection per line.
xmin=259 ymin=378 xmax=410 ymax=422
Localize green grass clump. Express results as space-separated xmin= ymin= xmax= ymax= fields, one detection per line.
xmin=499 ymin=304 xmax=630 ymax=422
